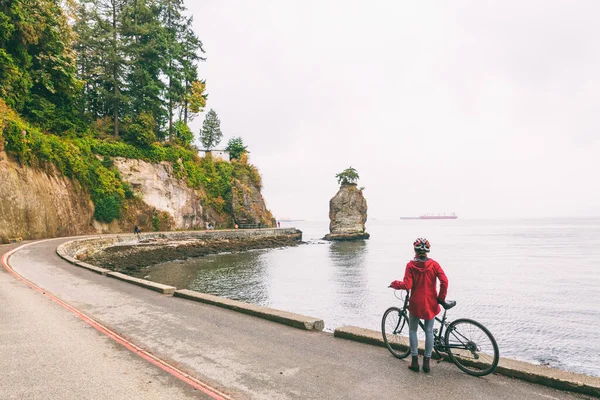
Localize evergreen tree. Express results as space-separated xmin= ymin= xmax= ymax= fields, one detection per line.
xmin=104 ymin=0 xmax=127 ymax=137
xmin=200 ymin=109 xmax=222 ymax=150
xmin=225 ymin=137 xmax=248 ymax=161
xmin=122 ymin=0 xmax=166 ymax=135
xmin=0 ymin=0 xmax=80 ymax=132
xmin=73 ymin=0 xmax=127 ymax=137
xmin=158 ymin=0 xmax=204 ymax=138
xmin=5 ymin=0 xmax=209 ymax=139
xmin=73 ymin=0 xmax=104 ymax=120
xmin=159 ymin=0 xmax=184 ymax=138
xmin=336 ymin=167 xmax=360 ymax=186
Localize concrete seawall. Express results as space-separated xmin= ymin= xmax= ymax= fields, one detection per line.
xmin=174 ymin=289 xmax=324 ymax=331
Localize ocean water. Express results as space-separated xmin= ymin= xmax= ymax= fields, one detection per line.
xmin=136 ymin=218 xmax=600 ymax=377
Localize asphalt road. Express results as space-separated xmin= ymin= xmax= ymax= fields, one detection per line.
xmin=1 ymin=239 xmax=594 ymax=400
xmin=0 ymin=243 xmax=210 ymax=400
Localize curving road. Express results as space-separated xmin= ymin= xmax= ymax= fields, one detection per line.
xmin=0 ymin=239 xmax=594 ymax=399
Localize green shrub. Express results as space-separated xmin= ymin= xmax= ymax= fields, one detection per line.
xmin=122 ymin=113 xmax=158 ymax=148
xmin=173 ymin=120 xmax=194 ymax=147
xmin=93 ymin=194 xmax=122 ymax=223
xmin=152 ymin=211 xmax=160 ymax=231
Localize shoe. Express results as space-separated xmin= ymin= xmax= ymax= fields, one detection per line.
xmin=408 ymin=356 xmax=419 ymax=372
xmin=422 ymin=357 xmax=430 ymax=373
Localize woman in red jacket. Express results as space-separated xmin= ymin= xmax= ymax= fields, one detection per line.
xmin=390 ymin=238 xmax=448 ymax=373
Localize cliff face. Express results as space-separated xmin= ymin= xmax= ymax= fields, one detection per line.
xmin=0 ymin=153 xmax=275 ymax=242
xmin=0 ymin=151 xmax=95 ymax=242
xmin=324 ymin=184 xmax=369 ymax=241
xmin=113 ymin=157 xmax=205 ymax=230
xmin=231 ymin=176 xmax=275 ymax=227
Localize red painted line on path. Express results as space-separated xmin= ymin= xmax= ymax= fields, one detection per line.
xmin=1 ymin=241 xmax=232 ymax=400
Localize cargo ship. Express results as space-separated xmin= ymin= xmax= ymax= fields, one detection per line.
xmin=400 ymin=213 xmax=457 ymax=220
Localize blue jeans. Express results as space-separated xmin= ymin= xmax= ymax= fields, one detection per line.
xmin=409 ymin=314 xmax=434 ymax=358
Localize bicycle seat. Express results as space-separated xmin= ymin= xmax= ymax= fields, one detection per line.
xmin=439 ymin=300 xmax=456 ymax=310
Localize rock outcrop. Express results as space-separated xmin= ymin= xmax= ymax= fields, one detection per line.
xmin=113 ymin=157 xmax=205 ymax=230
xmin=0 ymin=151 xmax=95 ymax=242
xmin=324 ymin=184 xmax=369 ymax=241
xmin=231 ymin=176 xmax=275 ymax=227
xmin=0 ymin=152 xmax=275 ymax=242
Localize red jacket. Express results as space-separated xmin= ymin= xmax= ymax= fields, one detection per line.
xmin=391 ymin=258 xmax=448 ymax=320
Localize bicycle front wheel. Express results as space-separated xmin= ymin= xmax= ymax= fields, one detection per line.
xmin=444 ymin=318 xmax=499 ymax=376
xmin=381 ymin=307 xmax=411 ymax=359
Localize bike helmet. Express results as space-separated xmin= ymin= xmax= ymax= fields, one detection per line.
xmin=413 ymin=237 xmax=431 ymax=254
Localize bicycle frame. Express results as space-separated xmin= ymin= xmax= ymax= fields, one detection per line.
xmin=395 ymin=290 xmax=471 ymax=359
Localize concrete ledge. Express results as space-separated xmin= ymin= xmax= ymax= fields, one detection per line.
xmin=334 ymin=325 xmax=390 ymax=348
xmin=174 ymin=289 xmax=324 ymax=331
xmin=334 ymin=326 xmax=600 ymax=397
xmin=495 ymin=357 xmax=600 ymax=397
xmin=74 ymin=261 xmax=109 ymax=276
xmin=57 ymin=243 xmax=110 ymax=276
xmin=107 ymin=272 xmax=176 ymax=295
xmin=56 ymin=245 xmax=76 ymax=264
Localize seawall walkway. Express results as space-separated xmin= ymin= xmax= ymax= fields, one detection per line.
xmin=0 ymin=242 xmax=211 ymax=400
xmin=1 ymin=238 xmax=596 ymax=400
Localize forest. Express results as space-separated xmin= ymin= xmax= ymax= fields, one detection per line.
xmin=0 ymin=0 xmax=262 ymax=225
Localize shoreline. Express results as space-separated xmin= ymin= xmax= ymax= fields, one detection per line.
xmin=82 ymin=232 xmax=302 ymax=275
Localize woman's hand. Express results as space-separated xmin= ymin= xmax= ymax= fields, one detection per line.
xmin=390 ymin=280 xmax=404 ymax=290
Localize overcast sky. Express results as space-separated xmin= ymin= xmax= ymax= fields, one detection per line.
xmin=187 ymin=1 xmax=600 ymax=221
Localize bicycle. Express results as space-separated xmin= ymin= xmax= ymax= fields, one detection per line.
xmin=381 ymin=289 xmax=499 ymax=376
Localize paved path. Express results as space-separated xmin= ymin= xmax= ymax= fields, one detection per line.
xmin=2 ymin=239 xmax=594 ymax=400
xmin=0 ymin=243 xmax=209 ymax=400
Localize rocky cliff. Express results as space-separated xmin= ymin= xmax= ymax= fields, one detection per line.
xmin=0 ymin=152 xmax=275 ymax=242
xmin=324 ymin=184 xmax=369 ymax=241
xmin=232 ymin=176 xmax=275 ymax=226
xmin=113 ymin=157 xmax=205 ymax=230
xmin=0 ymin=151 xmax=95 ymax=242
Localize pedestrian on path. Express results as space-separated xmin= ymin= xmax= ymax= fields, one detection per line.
xmin=390 ymin=238 xmax=448 ymax=373
xmin=134 ymin=225 xmax=141 ymax=237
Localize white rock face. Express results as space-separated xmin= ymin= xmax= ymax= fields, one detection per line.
xmin=113 ymin=157 xmax=204 ymax=230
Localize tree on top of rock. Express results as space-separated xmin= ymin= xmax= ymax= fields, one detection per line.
xmin=225 ymin=136 xmax=248 ymax=160
xmin=200 ymin=109 xmax=222 ymax=150
xmin=336 ymin=167 xmax=360 ymax=186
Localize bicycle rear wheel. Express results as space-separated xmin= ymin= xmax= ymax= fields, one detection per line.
xmin=444 ymin=318 xmax=499 ymax=376
xmin=381 ymin=307 xmax=411 ymax=359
